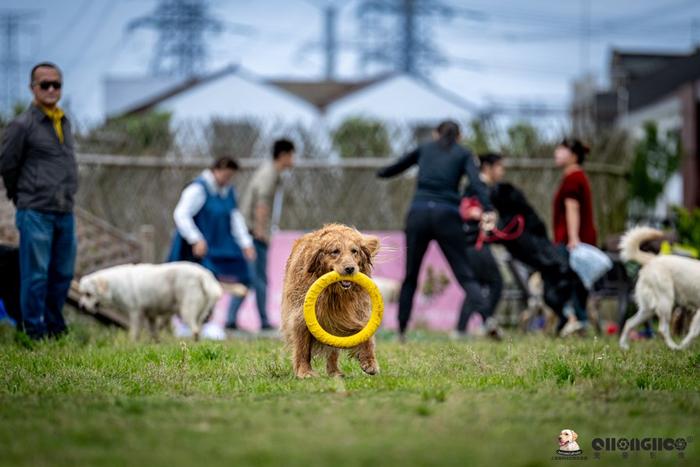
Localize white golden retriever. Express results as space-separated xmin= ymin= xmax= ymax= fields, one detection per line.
xmin=619 ymin=227 xmax=700 ymax=350
xmin=558 ymin=429 xmax=581 ymax=452
xmin=79 ymin=262 xmax=222 ymax=341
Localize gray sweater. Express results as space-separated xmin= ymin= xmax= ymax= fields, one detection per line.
xmin=0 ymin=105 xmax=78 ymax=213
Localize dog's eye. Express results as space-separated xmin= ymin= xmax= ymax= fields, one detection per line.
xmin=331 ymin=249 xmax=341 ymax=256
xmin=351 ymin=248 xmax=358 ymax=255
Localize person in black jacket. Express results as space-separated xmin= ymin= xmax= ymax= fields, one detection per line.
xmin=377 ymin=120 xmax=495 ymax=341
xmin=462 ymin=154 xmax=505 ymax=339
xmin=0 ymin=62 xmax=77 ymax=339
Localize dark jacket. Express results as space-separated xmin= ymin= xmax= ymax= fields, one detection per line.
xmin=490 ymin=182 xmax=549 ymax=238
xmin=0 ymin=105 xmax=78 ymax=213
xmin=377 ymin=141 xmax=493 ymax=211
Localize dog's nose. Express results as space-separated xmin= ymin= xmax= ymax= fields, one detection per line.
xmin=343 ymin=266 xmax=356 ymax=275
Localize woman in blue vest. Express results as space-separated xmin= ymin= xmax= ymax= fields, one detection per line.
xmin=169 ymin=157 xmax=255 ymax=296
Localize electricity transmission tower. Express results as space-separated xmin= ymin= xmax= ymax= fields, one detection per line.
xmin=355 ymin=0 xmax=454 ymax=78
xmin=128 ymin=0 xmax=223 ymax=77
xmin=0 ymin=10 xmax=36 ymax=115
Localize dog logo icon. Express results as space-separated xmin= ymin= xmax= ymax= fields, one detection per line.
xmin=557 ymin=429 xmax=583 ymax=456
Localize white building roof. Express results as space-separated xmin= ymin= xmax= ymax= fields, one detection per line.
xmin=323 ymin=74 xmax=476 ymax=125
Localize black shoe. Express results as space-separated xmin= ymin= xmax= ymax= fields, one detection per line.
xmin=224 ymin=323 xmax=237 ymax=330
xmin=261 ymin=324 xmax=276 ymax=331
xmin=487 ymin=328 xmax=503 ymax=341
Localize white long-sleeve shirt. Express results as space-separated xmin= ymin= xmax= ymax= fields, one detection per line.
xmin=173 ymin=170 xmax=253 ymax=250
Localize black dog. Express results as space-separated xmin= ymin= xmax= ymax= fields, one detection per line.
xmin=0 ymin=244 xmax=21 ymax=324
xmin=489 ymin=183 xmax=575 ymax=328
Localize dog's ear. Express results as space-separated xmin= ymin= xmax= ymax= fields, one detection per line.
xmin=359 ymin=235 xmax=380 ymax=272
xmin=96 ymin=277 xmax=109 ymax=295
xmin=571 ymin=431 xmax=578 ymax=441
xmin=307 ymin=250 xmax=325 ymax=275
xmin=362 ymin=235 xmax=380 ymax=256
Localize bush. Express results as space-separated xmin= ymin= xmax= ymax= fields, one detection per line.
xmin=332 ymin=117 xmax=391 ymax=158
xmin=79 ymin=111 xmax=173 ymax=156
xmin=629 ymin=121 xmax=680 ymax=207
xmin=673 ymin=206 xmax=700 ymax=251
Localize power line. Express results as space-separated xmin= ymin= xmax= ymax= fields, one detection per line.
xmin=63 ymin=1 xmax=119 ymax=75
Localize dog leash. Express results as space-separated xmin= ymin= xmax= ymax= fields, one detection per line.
xmin=476 ymin=215 xmax=525 ymax=251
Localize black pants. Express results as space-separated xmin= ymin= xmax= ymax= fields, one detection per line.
xmin=398 ymin=204 xmax=486 ymax=333
xmin=465 ymin=245 xmax=503 ymax=320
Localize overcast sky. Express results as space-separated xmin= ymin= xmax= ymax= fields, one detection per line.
xmin=4 ymin=0 xmax=700 ymax=123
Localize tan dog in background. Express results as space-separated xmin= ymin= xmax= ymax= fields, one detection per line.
xmin=281 ymin=224 xmax=380 ymax=378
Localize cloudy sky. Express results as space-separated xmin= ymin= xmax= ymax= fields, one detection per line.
xmin=4 ymin=0 xmax=699 ymax=123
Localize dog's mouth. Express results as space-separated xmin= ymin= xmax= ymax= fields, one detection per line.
xmin=339 ymin=280 xmax=352 ymax=290
xmin=558 ymin=438 xmax=568 ymax=446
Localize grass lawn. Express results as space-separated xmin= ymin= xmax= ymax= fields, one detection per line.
xmin=1 ymin=322 xmax=699 ymax=467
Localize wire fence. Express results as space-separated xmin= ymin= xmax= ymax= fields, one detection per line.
xmin=0 ymin=115 xmax=632 ymax=260
xmin=72 ymin=116 xmax=438 ymax=160
xmin=74 ymin=154 xmax=629 ymax=260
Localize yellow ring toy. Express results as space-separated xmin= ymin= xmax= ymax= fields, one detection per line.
xmin=303 ymin=271 xmax=384 ymax=349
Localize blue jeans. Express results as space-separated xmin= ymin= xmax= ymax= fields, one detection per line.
xmin=16 ymin=209 xmax=77 ymax=339
xmin=227 ymin=239 xmax=270 ymax=328
xmin=558 ymin=245 xmax=589 ymax=323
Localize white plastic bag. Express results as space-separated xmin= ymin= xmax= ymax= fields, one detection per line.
xmin=569 ymin=243 xmax=613 ymax=290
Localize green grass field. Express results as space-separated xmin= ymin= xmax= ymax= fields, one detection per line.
xmin=1 ymin=322 xmax=698 ymax=467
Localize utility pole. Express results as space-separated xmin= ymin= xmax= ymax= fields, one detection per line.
xmin=323 ymin=5 xmax=338 ymax=80
xmin=401 ymin=0 xmax=416 ymax=75
xmin=0 ymin=10 xmax=36 ymax=115
xmin=580 ymin=0 xmax=591 ymax=74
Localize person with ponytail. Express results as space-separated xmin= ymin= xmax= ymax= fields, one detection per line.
xmin=377 ymin=120 xmax=496 ymax=341
xmin=553 ymin=138 xmax=597 ymax=335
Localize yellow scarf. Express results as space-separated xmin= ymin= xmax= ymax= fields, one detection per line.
xmin=41 ymin=105 xmax=65 ymax=144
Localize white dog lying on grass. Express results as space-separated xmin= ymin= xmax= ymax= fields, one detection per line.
xmin=79 ymin=262 xmax=222 ymax=341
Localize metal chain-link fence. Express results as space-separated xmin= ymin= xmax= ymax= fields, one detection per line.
xmin=75 ymin=154 xmax=628 ymax=260
xmin=0 ymin=114 xmax=632 ymax=261
xmin=72 ymin=116 xmax=435 ymax=160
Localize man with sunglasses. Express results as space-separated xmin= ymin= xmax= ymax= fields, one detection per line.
xmin=0 ymin=62 xmax=78 ymax=340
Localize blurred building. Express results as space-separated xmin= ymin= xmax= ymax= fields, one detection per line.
xmin=104 ymin=67 xmax=474 ymax=158
xmin=110 ymin=65 xmax=317 ymax=125
xmin=572 ymin=48 xmax=700 ymax=209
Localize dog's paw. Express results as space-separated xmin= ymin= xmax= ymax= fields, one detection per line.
xmin=327 ymin=370 xmax=345 ymax=378
xmin=295 ymin=369 xmax=318 ymax=379
xmin=360 ymin=360 xmax=380 ymax=375
xmin=619 ymin=340 xmax=630 ymax=350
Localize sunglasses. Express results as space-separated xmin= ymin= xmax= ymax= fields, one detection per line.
xmin=36 ymin=81 xmax=62 ymax=90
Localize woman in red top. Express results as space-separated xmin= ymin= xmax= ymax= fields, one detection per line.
xmin=552 ymin=138 xmax=596 ymax=334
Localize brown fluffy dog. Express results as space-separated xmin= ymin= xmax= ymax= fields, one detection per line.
xmin=281 ymin=224 xmax=380 ymax=378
